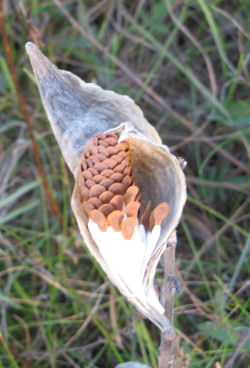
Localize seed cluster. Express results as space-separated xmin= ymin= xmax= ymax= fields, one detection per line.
xmin=78 ymin=132 xmax=169 ymax=239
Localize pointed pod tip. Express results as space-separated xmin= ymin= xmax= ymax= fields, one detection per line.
xmin=25 ymin=41 xmax=36 ymax=53
xmin=25 ymin=42 xmax=43 ymax=61
xmin=25 ymin=41 xmax=54 ymax=80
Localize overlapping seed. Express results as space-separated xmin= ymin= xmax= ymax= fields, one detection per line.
xmin=78 ymin=132 xmax=169 ymax=239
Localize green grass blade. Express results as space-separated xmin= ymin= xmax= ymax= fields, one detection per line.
xmin=229 ymin=234 xmax=250 ymax=292
xmin=125 ymin=12 xmax=231 ymax=121
xmin=197 ymin=0 xmax=234 ymax=73
xmin=0 ymin=200 xmax=40 ymax=225
xmin=0 ymin=180 xmax=40 ymax=209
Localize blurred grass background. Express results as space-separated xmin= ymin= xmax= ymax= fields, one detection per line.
xmin=0 ymin=0 xmax=249 ymax=367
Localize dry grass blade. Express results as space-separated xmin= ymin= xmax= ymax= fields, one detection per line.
xmin=52 ymin=0 xmax=191 ymax=129
xmin=0 ymin=266 xmax=69 ymax=295
xmin=211 ymin=4 xmax=250 ymax=40
xmin=65 ymin=284 xmax=107 ymax=347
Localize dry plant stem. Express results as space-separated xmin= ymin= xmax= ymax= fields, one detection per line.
xmin=0 ymin=2 xmax=63 ymax=225
xmin=158 ymin=233 xmax=177 ymax=368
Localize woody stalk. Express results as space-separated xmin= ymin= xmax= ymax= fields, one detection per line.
xmin=26 ymin=42 xmax=187 ymax=366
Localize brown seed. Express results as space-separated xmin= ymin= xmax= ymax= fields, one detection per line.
xmin=107 ymin=210 xmax=124 ymax=231
xmin=94 ymin=161 xmax=108 ymax=172
xmin=100 ymin=177 xmax=113 ymax=189
xmin=82 ymin=201 xmax=95 ymax=215
xmin=89 ymin=153 xmax=107 ymax=164
xmin=85 ymin=179 xmax=95 ymax=189
xmin=82 ymin=169 xmax=93 ymax=180
xmin=122 ymin=156 xmax=130 ymax=166
xmin=98 ymin=139 xmax=109 ymax=147
xmin=110 ymin=172 xmax=123 ymax=182
xmin=89 ymin=167 xmax=98 ymax=176
xmin=105 ymin=132 xmax=117 ymax=139
xmin=102 ymin=158 xmax=117 ymax=169
xmin=125 ymin=201 xmax=141 ymax=218
xmin=89 ymin=155 xmax=100 ymax=165
xmin=116 ymin=142 xmax=129 ymax=152
xmin=87 ymin=197 xmax=102 ymax=209
xmin=114 ymin=161 xmax=127 ymax=173
xmin=89 ymin=184 xmax=106 ymax=197
xmin=109 ymin=182 xmax=124 ymax=195
xmin=93 ymin=174 xmax=106 ymax=184
xmin=89 ymin=209 xmax=108 ymax=232
xmin=102 ymin=169 xmax=113 ymax=178
xmin=99 ymin=203 xmax=114 ymax=217
xmin=106 ymin=146 xmax=118 ymax=156
xmin=110 ymin=194 xmax=123 ymax=210
xmin=79 ymin=186 xmax=89 ymax=202
xmin=105 ymin=137 xmax=117 ymax=146
xmin=124 ymin=185 xmax=139 ymax=205
xmin=97 ymin=145 xmax=109 ymax=156
xmin=122 ymin=175 xmax=132 ymax=190
xmin=153 ymin=202 xmax=169 ymax=226
xmin=97 ymin=153 xmax=107 ymax=162
xmin=116 ymin=150 xmax=128 ymax=163
xmin=86 ymin=158 xmax=93 ymax=168
xmin=99 ymin=190 xmax=114 ymax=203
xmin=121 ymin=217 xmax=137 ymax=240
xmin=111 ymin=152 xmax=126 ymax=166
xmin=112 ymin=156 xmax=122 ymax=166
xmin=123 ymin=166 xmax=131 ymax=176
xmin=89 ymin=145 xmax=98 ymax=155
xmin=148 ymin=202 xmax=169 ymax=231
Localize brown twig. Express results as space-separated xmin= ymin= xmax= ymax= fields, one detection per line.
xmin=158 ymin=232 xmax=177 ymax=368
xmin=0 ymin=2 xmax=63 ymax=225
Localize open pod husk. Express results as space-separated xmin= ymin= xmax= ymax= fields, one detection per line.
xmin=25 ymin=42 xmax=187 ymax=335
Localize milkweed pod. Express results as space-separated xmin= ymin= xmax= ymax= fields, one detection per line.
xmin=26 ymin=42 xmax=187 ymax=335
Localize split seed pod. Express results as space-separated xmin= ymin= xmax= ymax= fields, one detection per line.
xmin=25 ymin=42 xmax=186 ymax=335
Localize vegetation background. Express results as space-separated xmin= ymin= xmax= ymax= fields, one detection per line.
xmin=0 ymin=0 xmax=249 ymax=367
